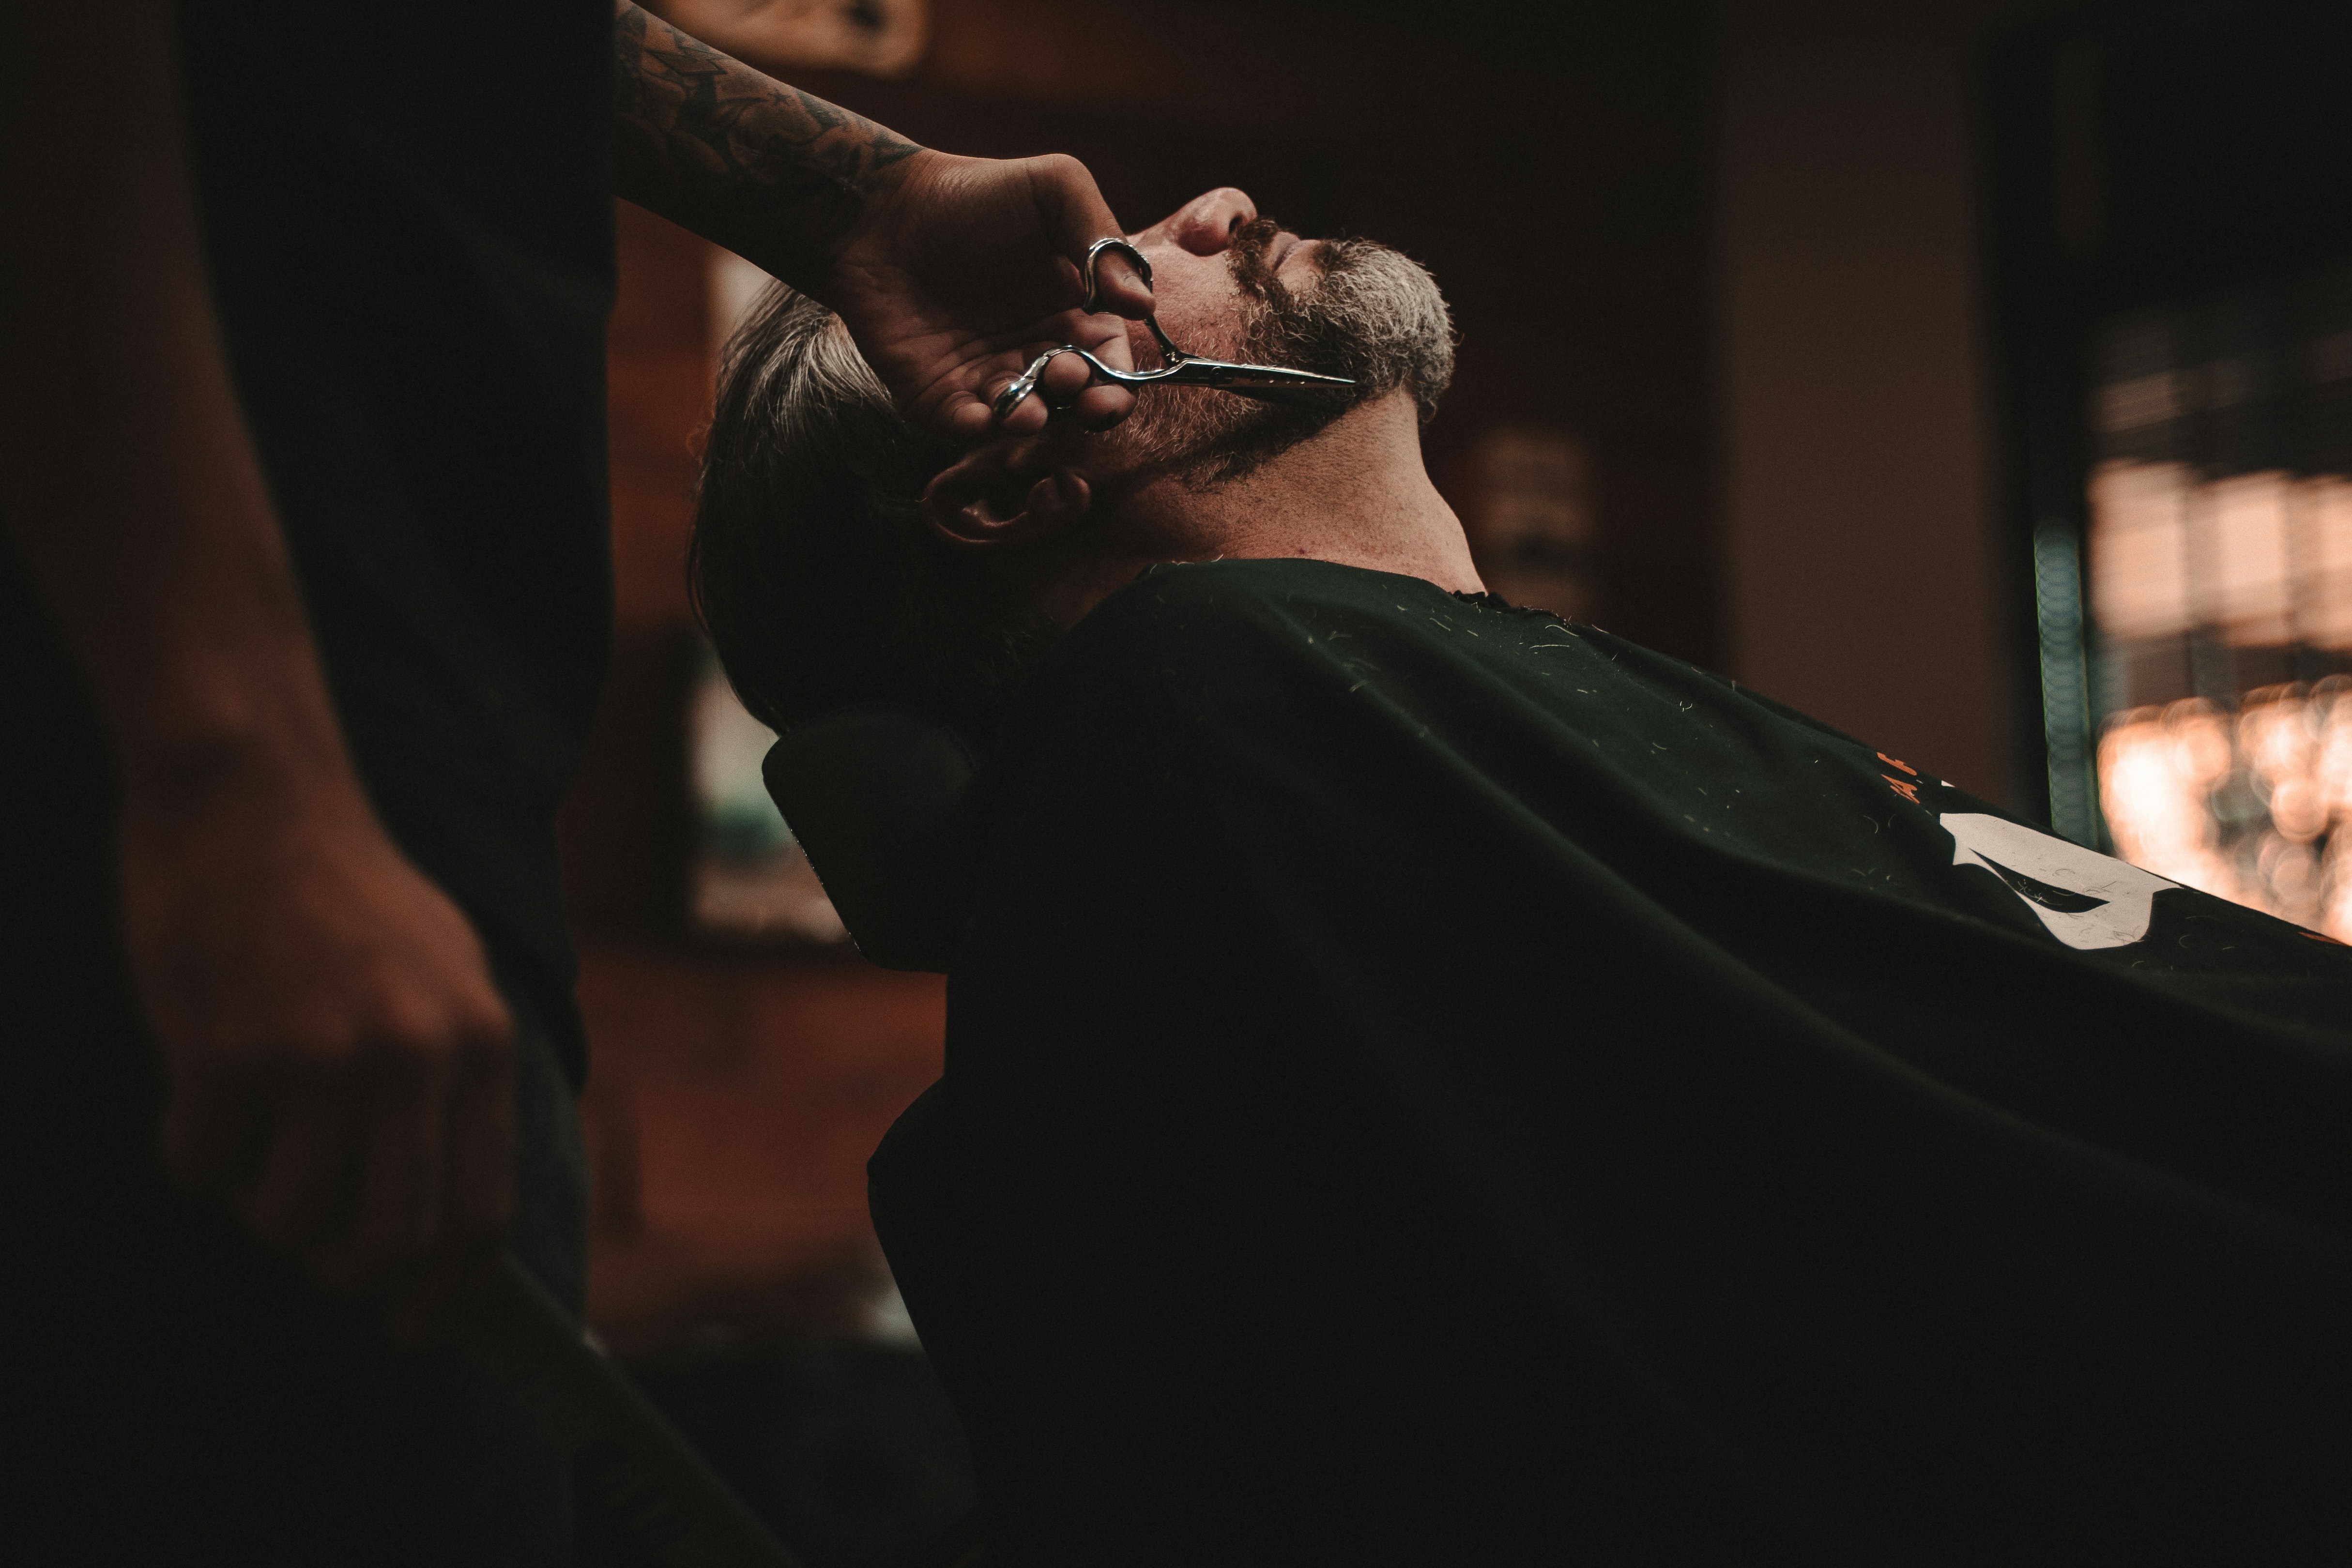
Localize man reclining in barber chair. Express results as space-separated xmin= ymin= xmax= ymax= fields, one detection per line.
xmin=692 ymin=186 xmax=2352 ymax=1566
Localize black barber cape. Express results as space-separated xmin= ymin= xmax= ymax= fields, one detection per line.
xmin=869 ymin=559 xmax=2352 ymax=1567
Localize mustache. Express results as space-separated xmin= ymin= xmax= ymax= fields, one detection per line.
xmin=1228 ymin=217 xmax=1387 ymax=320
xmin=1227 ymin=216 xmax=1297 ymax=306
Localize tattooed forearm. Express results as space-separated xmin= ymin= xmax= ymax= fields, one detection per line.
xmin=612 ymin=1 xmax=924 ymax=288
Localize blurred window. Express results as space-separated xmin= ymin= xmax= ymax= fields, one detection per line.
xmin=1464 ymin=425 xmax=1597 ymax=619
xmin=686 ymin=644 xmax=848 ymax=944
xmin=2078 ymin=270 xmax=2352 ymax=937
xmin=1991 ymin=0 xmax=2352 ymax=937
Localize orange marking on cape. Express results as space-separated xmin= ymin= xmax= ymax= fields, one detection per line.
xmin=1877 ymin=752 xmax=1918 ymax=776
xmin=1882 ymin=775 xmax=1921 ymax=805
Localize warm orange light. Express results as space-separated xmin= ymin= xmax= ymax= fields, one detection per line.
xmin=2208 ymin=472 xmax=2294 ymax=645
xmin=2305 ymin=477 xmax=2352 ymax=649
xmin=2100 ymin=680 xmax=2352 ymax=939
xmin=2088 ymin=460 xmax=2191 ymax=640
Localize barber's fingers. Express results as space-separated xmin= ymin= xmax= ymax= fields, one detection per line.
xmin=961 ymin=361 xmax=1066 ymax=440
xmin=165 ymin=1072 xmax=272 ymax=1196
xmin=442 ymin=1029 xmax=515 ymax=1258
xmin=1025 ymin=152 xmax=1154 ymax=321
xmin=960 ymin=152 xmax=1144 ymax=435
xmin=1086 ymin=246 xmax=1153 ymax=320
xmin=1067 ymin=381 xmax=1135 ymax=428
xmin=941 ymin=391 xmax=1001 ymax=442
xmin=235 ymin=1016 xmax=507 ymax=1296
xmin=1031 ymin=346 xmax=1139 ymax=433
xmin=244 ymin=1087 xmax=362 ymax=1254
xmin=385 ymin=1033 xmax=512 ymax=1341
xmin=982 ymin=347 xmax=1135 ymax=438
xmin=310 ymin=1060 xmax=446 ymax=1292
xmin=988 ymin=379 xmax=1050 ymax=439
xmin=1067 ymin=295 xmax=1139 ymax=380
xmin=1045 ymin=266 xmax=1143 ymax=427
xmin=1032 ymin=350 xmax=1098 ymax=404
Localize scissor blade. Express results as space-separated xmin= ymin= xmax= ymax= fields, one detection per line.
xmin=992 ymin=347 xmax=1357 ymax=422
xmin=1169 ymin=359 xmax=1356 ymax=392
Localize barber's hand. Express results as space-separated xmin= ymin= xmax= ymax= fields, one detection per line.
xmin=825 ymin=149 xmax=1154 ymax=441
xmin=122 ymin=775 xmax=515 ymax=1333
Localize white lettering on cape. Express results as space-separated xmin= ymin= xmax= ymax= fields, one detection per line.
xmin=1940 ymin=811 xmax=2178 ymax=951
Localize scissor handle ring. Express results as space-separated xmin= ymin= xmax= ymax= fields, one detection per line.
xmin=1080 ymin=237 xmax=1152 ymax=314
xmin=992 ymin=343 xmax=1194 ymax=422
xmin=992 ymin=347 xmax=1084 ymax=423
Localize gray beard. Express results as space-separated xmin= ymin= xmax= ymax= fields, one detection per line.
xmin=1118 ymin=228 xmax=1458 ymax=489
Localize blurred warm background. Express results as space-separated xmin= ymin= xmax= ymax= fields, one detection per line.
xmin=565 ymin=0 xmax=2352 ymax=1560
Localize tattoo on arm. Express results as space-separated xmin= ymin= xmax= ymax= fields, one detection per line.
xmin=612 ymin=1 xmax=922 ymax=287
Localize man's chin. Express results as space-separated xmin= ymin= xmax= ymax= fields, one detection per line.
xmin=1119 ymin=375 xmax=1366 ymax=491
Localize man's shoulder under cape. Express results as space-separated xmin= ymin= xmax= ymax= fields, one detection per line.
xmin=997 ymin=555 xmax=2345 ymax=1016
xmin=881 ymin=556 xmax=2352 ymax=1565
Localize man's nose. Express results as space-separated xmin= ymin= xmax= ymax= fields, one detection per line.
xmin=1133 ymin=188 xmax=1258 ymax=257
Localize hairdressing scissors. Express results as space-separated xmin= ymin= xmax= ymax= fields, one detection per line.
xmin=991 ymin=238 xmax=1356 ymax=422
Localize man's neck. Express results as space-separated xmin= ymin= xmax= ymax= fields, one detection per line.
xmin=1037 ymin=392 xmax=1484 ymax=629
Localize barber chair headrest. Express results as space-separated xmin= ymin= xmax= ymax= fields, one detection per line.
xmin=760 ymin=705 xmax=981 ymax=974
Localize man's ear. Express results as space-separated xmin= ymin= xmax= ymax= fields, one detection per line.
xmin=921 ymin=433 xmax=1094 ymax=551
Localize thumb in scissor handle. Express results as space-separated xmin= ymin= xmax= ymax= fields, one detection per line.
xmin=992 ymin=241 xmax=1149 ymax=424
xmin=1080 ymin=237 xmax=1153 ymax=314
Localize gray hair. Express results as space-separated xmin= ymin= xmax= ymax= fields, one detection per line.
xmin=688 ymin=287 xmax=1056 ymax=740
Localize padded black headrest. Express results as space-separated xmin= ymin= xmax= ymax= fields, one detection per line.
xmin=760 ymin=706 xmax=981 ymax=973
